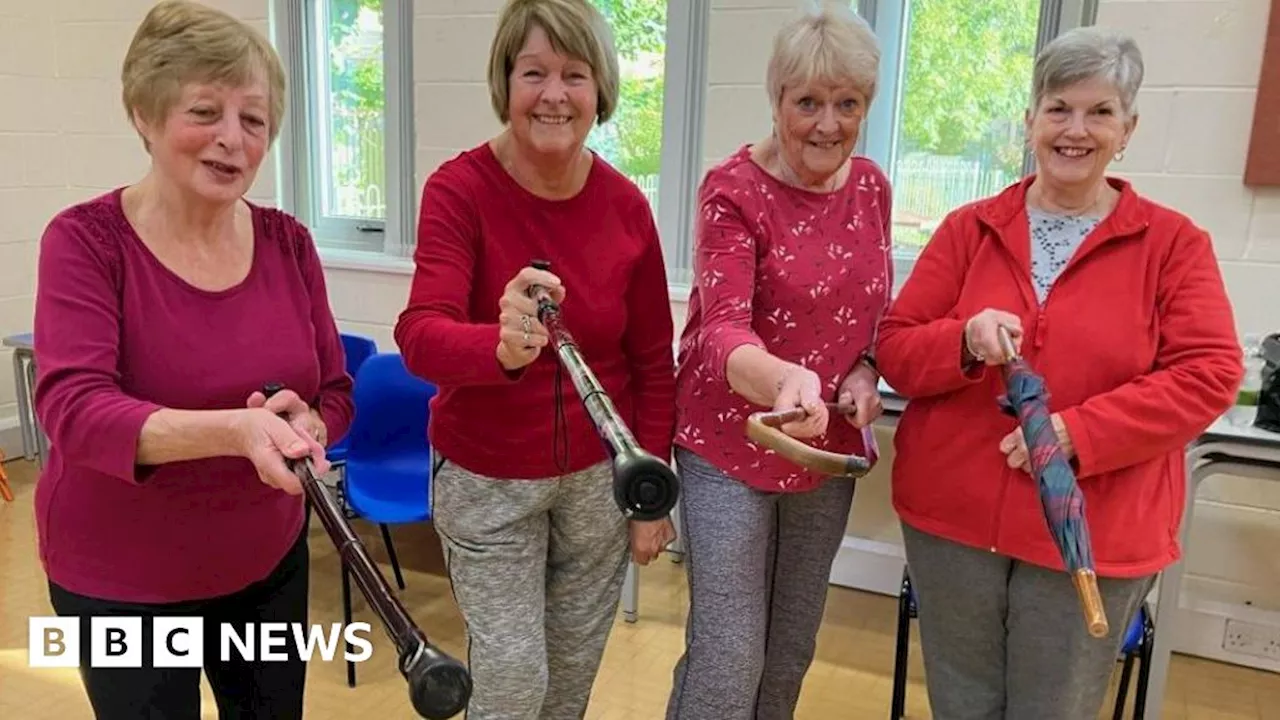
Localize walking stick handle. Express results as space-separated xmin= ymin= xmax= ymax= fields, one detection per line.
xmin=1072 ymin=569 xmax=1110 ymax=638
xmin=745 ymin=404 xmax=873 ymax=478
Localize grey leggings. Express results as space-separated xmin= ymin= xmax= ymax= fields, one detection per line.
xmin=665 ymin=447 xmax=856 ymax=720
xmin=901 ymin=522 xmax=1154 ymax=720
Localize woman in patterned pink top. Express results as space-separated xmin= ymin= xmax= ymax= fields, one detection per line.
xmin=664 ymin=6 xmax=892 ymax=720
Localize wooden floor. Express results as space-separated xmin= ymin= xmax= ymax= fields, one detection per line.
xmin=2 ymin=458 xmax=1278 ymax=719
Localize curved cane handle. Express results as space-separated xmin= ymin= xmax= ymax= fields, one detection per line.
xmin=745 ymin=407 xmax=873 ymax=478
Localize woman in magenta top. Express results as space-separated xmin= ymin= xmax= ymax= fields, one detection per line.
xmin=665 ymin=6 xmax=890 ymax=719
xmin=31 ymin=2 xmax=350 ymax=717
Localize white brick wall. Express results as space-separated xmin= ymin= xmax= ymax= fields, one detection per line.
xmin=0 ymin=0 xmax=274 ymax=453
xmin=2 ymin=0 xmax=1279 ymax=645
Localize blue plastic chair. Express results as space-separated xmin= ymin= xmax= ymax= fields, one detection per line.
xmin=337 ymin=352 xmax=437 ymax=688
xmin=890 ymin=567 xmax=1155 ymax=719
xmin=326 ymin=333 xmax=379 ymax=467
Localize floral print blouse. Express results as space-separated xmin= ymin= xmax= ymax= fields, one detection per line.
xmin=674 ymin=145 xmax=894 ymax=492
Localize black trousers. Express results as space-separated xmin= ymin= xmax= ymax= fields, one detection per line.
xmin=48 ymin=524 xmax=310 ymax=720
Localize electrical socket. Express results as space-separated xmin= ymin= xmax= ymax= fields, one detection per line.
xmin=1222 ymin=619 xmax=1280 ymax=660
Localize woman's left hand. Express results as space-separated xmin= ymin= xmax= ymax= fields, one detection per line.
xmin=837 ymin=362 xmax=883 ymax=428
xmin=999 ymin=413 xmax=1073 ymax=472
xmin=629 ymin=518 xmax=676 ymax=566
xmin=246 ymin=388 xmax=329 ymax=449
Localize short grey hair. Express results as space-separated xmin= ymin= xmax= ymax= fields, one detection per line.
xmin=1032 ymin=26 xmax=1145 ymax=115
xmin=766 ymin=1 xmax=880 ymax=110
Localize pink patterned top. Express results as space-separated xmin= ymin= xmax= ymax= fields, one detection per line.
xmin=673 ymin=145 xmax=894 ymax=492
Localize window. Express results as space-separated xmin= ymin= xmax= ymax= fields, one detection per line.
xmin=857 ymin=0 xmax=1097 ymax=280
xmin=274 ymin=0 xmax=415 ymax=258
xmin=587 ymin=0 xmax=667 ymax=213
xmin=276 ymin=0 xmax=1097 ymax=288
xmin=588 ymin=0 xmax=708 ymax=290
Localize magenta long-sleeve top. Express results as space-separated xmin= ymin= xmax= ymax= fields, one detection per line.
xmin=31 ymin=188 xmax=353 ymax=604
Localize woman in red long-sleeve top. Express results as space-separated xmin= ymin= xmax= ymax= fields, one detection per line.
xmin=664 ymin=6 xmax=890 ymax=719
xmin=875 ymin=27 xmax=1244 ymax=719
xmin=392 ymin=2 xmax=675 ymax=718
xmin=32 ymin=2 xmax=350 ymax=717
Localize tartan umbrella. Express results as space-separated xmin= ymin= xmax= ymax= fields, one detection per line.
xmin=997 ymin=327 xmax=1109 ymax=638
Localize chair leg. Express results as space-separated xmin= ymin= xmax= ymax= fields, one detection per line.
xmin=0 ymin=452 xmax=13 ymax=503
xmin=622 ymin=560 xmax=639 ymax=623
xmin=380 ymin=523 xmax=406 ymax=590
xmin=1133 ymin=620 xmax=1155 ymax=718
xmin=342 ymin=564 xmax=355 ymax=688
xmin=891 ymin=576 xmax=911 ymax=719
xmin=1112 ymin=654 xmax=1135 ymax=719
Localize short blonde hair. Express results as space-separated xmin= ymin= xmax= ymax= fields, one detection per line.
xmin=766 ymin=1 xmax=880 ymax=110
xmin=121 ymin=0 xmax=287 ymax=148
xmin=487 ymin=0 xmax=620 ymax=124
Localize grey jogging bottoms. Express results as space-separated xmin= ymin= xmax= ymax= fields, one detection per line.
xmin=432 ymin=458 xmax=629 ymax=720
xmin=901 ymin=521 xmax=1154 ymax=720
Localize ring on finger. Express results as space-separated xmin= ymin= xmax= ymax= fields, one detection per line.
xmin=521 ymin=315 xmax=532 ymax=333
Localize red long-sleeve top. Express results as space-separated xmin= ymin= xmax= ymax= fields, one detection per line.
xmin=673 ymin=146 xmax=894 ymax=492
xmin=395 ymin=144 xmax=676 ymax=478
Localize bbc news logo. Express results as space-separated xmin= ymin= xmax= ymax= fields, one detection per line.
xmin=29 ymin=617 xmax=374 ymax=668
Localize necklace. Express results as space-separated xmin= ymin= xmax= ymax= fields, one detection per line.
xmin=493 ymin=134 xmax=589 ymax=199
xmin=1027 ymin=182 xmax=1113 ymax=218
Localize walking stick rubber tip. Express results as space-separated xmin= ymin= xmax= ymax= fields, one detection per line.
xmin=405 ymin=644 xmax=473 ymax=719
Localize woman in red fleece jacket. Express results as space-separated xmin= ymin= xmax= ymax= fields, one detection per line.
xmin=393 ymin=2 xmax=675 ymax=718
xmin=875 ymin=27 xmax=1242 ymax=719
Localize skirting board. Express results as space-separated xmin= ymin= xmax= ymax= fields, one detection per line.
xmin=828 ymin=535 xmax=906 ymax=597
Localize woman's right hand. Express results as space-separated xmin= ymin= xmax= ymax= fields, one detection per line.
xmin=774 ymin=365 xmax=829 ymax=439
xmin=231 ymin=409 xmax=329 ymax=495
xmin=496 ymin=266 xmax=566 ymax=371
xmin=964 ymin=308 xmax=1024 ymax=365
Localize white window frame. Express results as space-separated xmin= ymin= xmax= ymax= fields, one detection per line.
xmin=655 ymin=0 xmax=711 ymax=297
xmin=270 ymin=0 xmax=416 ymax=262
xmin=855 ymin=0 xmax=1099 ymax=284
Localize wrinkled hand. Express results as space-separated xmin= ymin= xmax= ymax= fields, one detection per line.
xmin=965 ymin=308 xmax=1024 ymax=365
xmin=629 ymin=518 xmax=676 ymax=566
xmin=999 ymin=413 xmax=1073 ymax=473
xmin=232 ymin=408 xmax=331 ymax=495
xmin=246 ymin=388 xmax=327 ymax=447
xmin=775 ymin=366 xmax=828 ymax=439
xmin=496 ymin=266 xmax=566 ymax=371
xmin=836 ymin=362 xmax=882 ymax=429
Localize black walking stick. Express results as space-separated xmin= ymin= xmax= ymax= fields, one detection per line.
xmin=263 ymin=383 xmax=472 ymax=719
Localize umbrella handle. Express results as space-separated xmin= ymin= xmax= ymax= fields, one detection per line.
xmin=745 ymin=404 xmax=873 ymax=478
xmin=997 ymin=325 xmax=1020 ymax=361
xmin=1072 ymin=569 xmax=1110 ymax=638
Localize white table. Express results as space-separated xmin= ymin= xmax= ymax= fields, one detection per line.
xmin=1142 ymin=407 xmax=1280 ymax=719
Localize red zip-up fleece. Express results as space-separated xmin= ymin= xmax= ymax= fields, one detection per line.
xmin=875 ymin=175 xmax=1243 ymax=579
